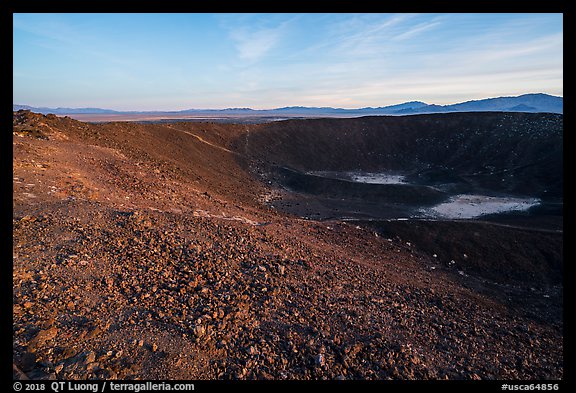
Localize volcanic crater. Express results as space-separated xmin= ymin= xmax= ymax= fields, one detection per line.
xmin=13 ymin=110 xmax=562 ymax=380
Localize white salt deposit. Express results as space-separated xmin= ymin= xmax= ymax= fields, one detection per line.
xmin=419 ymin=194 xmax=540 ymax=219
xmin=349 ymin=173 xmax=406 ymax=185
xmin=307 ymin=171 xmax=407 ymax=184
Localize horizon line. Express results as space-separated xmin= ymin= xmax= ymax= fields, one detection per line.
xmin=13 ymin=92 xmax=564 ymax=113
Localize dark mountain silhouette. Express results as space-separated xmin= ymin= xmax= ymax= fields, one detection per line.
xmin=12 ymin=104 xmax=119 ymax=114
xmin=440 ymin=93 xmax=562 ymax=114
xmin=507 ymin=104 xmax=538 ymax=112
xmin=13 ymin=93 xmax=562 ymax=117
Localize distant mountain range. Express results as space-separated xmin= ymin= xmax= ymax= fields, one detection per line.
xmin=14 ymin=93 xmax=563 ymax=116
xmin=12 ymin=105 xmax=119 ymax=114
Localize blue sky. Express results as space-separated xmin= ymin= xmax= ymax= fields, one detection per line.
xmin=13 ymin=13 xmax=563 ymax=110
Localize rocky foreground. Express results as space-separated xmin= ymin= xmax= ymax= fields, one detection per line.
xmin=13 ymin=111 xmax=562 ymax=380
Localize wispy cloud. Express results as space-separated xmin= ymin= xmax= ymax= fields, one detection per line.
xmin=325 ymin=14 xmax=445 ymax=56
xmin=391 ymin=19 xmax=442 ymax=41
xmin=229 ymin=26 xmax=283 ymax=61
xmin=465 ymin=32 xmax=562 ymax=65
xmin=337 ymin=13 xmax=413 ymax=43
xmin=220 ymin=14 xmax=297 ymax=63
xmin=328 ymin=14 xmax=416 ymax=56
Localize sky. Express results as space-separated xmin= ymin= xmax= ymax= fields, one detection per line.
xmin=13 ymin=13 xmax=563 ymax=111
